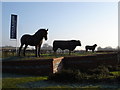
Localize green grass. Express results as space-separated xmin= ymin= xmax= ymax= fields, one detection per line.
xmin=2 ymin=76 xmax=103 ymax=89
xmin=110 ymin=71 xmax=120 ymax=76
xmin=2 ymin=51 xmax=115 ymax=60
xmin=2 ymin=71 xmax=120 ymax=89
xmin=2 ymin=76 xmax=47 ymax=88
xmin=2 ymin=76 xmax=100 ymax=88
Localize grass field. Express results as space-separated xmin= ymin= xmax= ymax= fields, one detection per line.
xmin=2 ymin=51 xmax=115 ymax=60
xmin=2 ymin=76 xmax=47 ymax=88
xmin=2 ymin=71 xmax=120 ymax=89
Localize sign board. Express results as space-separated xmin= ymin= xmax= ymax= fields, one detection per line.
xmin=10 ymin=14 xmax=17 ymax=39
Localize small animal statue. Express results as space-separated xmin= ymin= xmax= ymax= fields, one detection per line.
xmin=18 ymin=29 xmax=48 ymax=57
xmin=85 ymin=44 xmax=97 ymax=52
xmin=53 ymin=40 xmax=81 ymax=54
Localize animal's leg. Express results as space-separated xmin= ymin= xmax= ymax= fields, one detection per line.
xmin=23 ymin=45 xmax=28 ymax=56
xmin=62 ymin=50 xmax=64 ymax=54
xmin=18 ymin=44 xmax=24 ymax=56
xmin=38 ymin=45 xmax=41 ymax=57
xmin=92 ymin=49 xmax=94 ymax=53
xmin=69 ymin=50 xmax=71 ymax=55
xmin=53 ymin=47 xmax=57 ymax=55
xmin=35 ymin=46 xmax=38 ymax=57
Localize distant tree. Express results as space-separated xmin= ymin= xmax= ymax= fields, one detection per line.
xmin=104 ymin=46 xmax=113 ymax=51
xmin=97 ymin=46 xmax=102 ymax=51
xmin=117 ymin=46 xmax=120 ymax=50
xmin=97 ymin=46 xmax=116 ymax=51
xmin=41 ymin=43 xmax=53 ymax=50
xmin=117 ymin=46 xmax=120 ymax=53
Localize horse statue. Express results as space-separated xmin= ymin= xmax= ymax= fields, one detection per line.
xmin=18 ymin=29 xmax=48 ymax=57
xmin=85 ymin=44 xmax=97 ymax=53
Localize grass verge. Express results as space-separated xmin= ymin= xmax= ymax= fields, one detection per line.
xmin=2 ymin=76 xmax=47 ymax=88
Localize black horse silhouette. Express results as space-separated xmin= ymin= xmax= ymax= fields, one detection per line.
xmin=18 ymin=29 xmax=48 ymax=57
xmin=85 ymin=44 xmax=97 ymax=52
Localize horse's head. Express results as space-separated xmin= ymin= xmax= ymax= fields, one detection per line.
xmin=35 ymin=29 xmax=48 ymax=40
xmin=43 ymin=29 xmax=48 ymax=40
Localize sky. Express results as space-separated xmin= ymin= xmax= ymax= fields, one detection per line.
xmin=119 ymin=1 xmax=120 ymax=48
xmin=0 ymin=2 xmax=2 ymax=47
xmin=2 ymin=1 xmax=118 ymax=50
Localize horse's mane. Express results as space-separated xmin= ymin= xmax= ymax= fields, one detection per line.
xmin=33 ymin=29 xmax=46 ymax=36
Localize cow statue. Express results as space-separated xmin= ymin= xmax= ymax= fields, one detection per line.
xmin=53 ymin=40 xmax=81 ymax=54
xmin=85 ymin=44 xmax=97 ymax=53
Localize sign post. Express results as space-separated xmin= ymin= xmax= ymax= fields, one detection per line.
xmin=10 ymin=14 xmax=18 ymax=55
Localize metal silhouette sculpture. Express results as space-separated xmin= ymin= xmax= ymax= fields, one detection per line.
xmin=85 ymin=44 xmax=97 ymax=52
xmin=53 ymin=40 xmax=81 ymax=54
xmin=18 ymin=29 xmax=48 ymax=57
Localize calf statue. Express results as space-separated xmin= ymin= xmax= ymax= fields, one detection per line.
xmin=85 ymin=44 xmax=97 ymax=52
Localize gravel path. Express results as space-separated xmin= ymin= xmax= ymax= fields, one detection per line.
xmin=2 ymin=73 xmax=120 ymax=88
xmin=18 ymin=80 xmax=120 ymax=88
xmin=18 ymin=81 xmax=96 ymax=88
xmin=2 ymin=73 xmax=35 ymax=78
